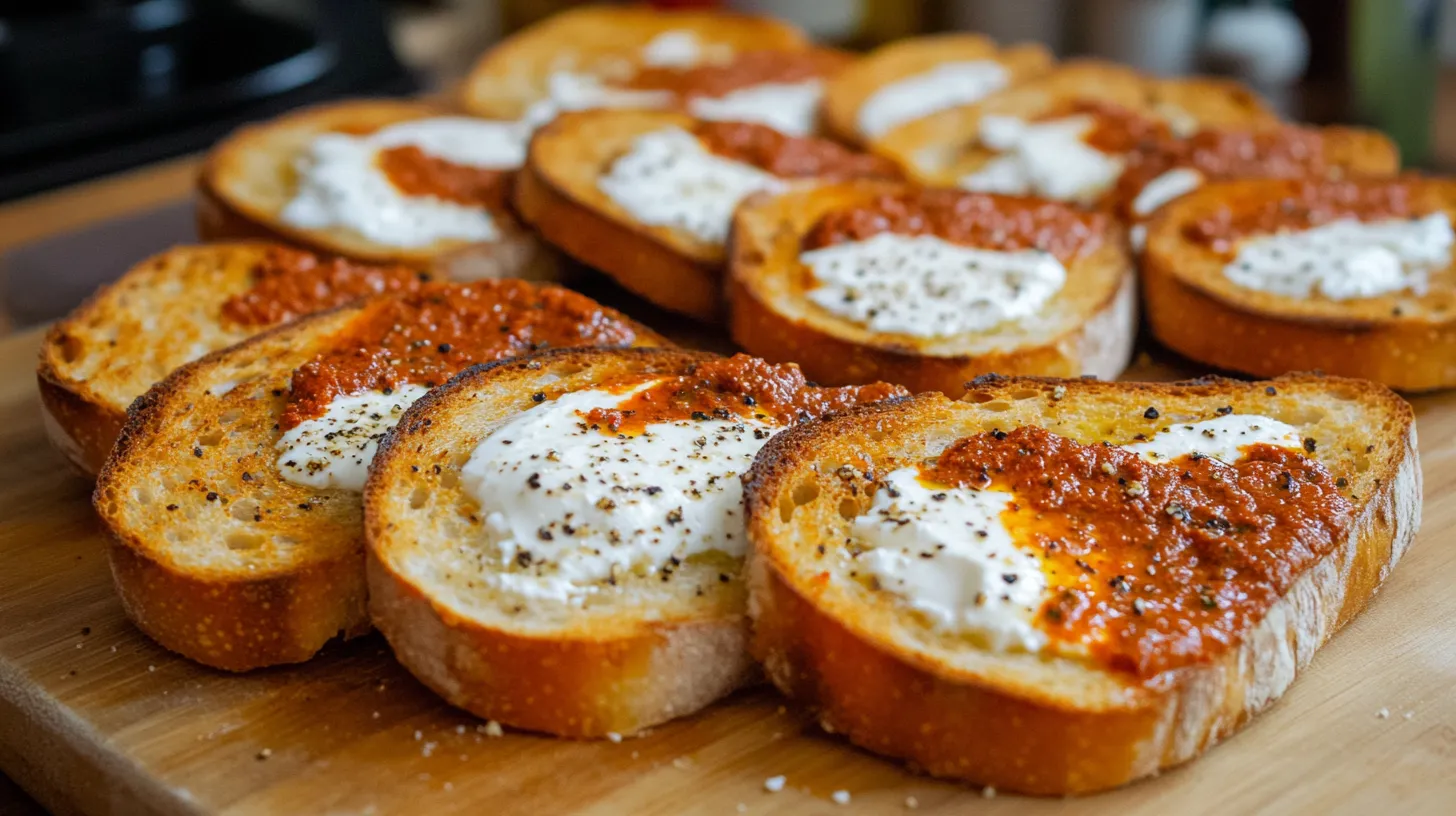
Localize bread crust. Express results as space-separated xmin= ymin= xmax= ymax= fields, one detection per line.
xmin=94 ymin=292 xmax=665 ymax=672
xmin=199 ymin=99 xmax=558 ymax=282
xmin=1143 ymin=177 xmax=1456 ymax=390
xmin=365 ymin=349 xmax=761 ymax=736
xmin=822 ymin=33 xmax=1054 ymax=146
xmin=460 ymin=5 xmax=808 ymax=121
xmin=743 ymin=377 xmax=1419 ymax=794
xmin=35 ymin=368 xmax=124 ymax=477
xmin=726 ymin=181 xmax=1137 ymax=396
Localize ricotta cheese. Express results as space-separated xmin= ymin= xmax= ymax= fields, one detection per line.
xmin=281 ymin=117 xmax=524 ymax=248
xmin=959 ymin=115 xmax=1125 ymax=204
xmin=1223 ymin=214 xmax=1454 ymax=301
xmin=1124 ymin=414 xmax=1304 ymax=464
xmin=597 ymin=126 xmax=785 ymax=244
xmin=519 ymin=71 xmax=675 ymax=132
xmin=275 ymin=385 xmax=430 ymax=492
xmin=641 ymin=30 xmax=702 ymax=68
xmin=801 ymin=232 xmax=1066 ymax=337
xmin=857 ymin=61 xmax=1010 ymax=139
xmin=1131 ymin=167 xmax=1204 ymax=217
xmin=458 ymin=385 xmax=781 ymax=602
xmin=689 ymin=80 xmax=824 ymax=136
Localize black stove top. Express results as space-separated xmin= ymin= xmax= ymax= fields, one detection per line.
xmin=0 ymin=0 xmax=415 ymax=201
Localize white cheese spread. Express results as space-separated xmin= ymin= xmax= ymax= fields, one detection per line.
xmin=1223 ymin=214 xmax=1454 ymax=301
xmin=857 ymin=61 xmax=1010 ymax=139
xmin=959 ymin=115 xmax=1125 ymax=204
xmin=280 ymin=117 xmax=524 ymax=248
xmin=801 ymin=232 xmax=1066 ymax=337
xmin=597 ymin=126 xmax=785 ymax=244
xmin=274 ymin=385 xmax=430 ymax=492
xmin=520 ymin=71 xmax=675 ymax=132
xmin=457 ymin=384 xmax=781 ymax=602
xmin=641 ymin=30 xmax=702 ymax=68
xmin=1131 ymin=167 xmax=1204 ymax=217
xmin=689 ymin=80 xmax=824 ymax=136
xmin=855 ymin=413 xmax=1307 ymax=648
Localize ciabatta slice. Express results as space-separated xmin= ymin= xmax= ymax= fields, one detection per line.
xmin=199 ymin=99 xmax=554 ymax=282
xmin=460 ymin=5 xmax=809 ymax=122
xmin=94 ymin=283 xmax=663 ymax=671
xmin=727 ymin=181 xmax=1136 ymax=396
xmin=365 ymin=348 xmax=905 ymax=737
xmin=744 ymin=374 xmax=1419 ymax=794
xmin=38 ymin=243 xmax=430 ymax=475
xmin=1143 ymin=176 xmax=1456 ymax=390
xmin=820 ymin=33 xmax=1053 ymax=146
xmin=514 ymin=109 xmax=899 ymax=322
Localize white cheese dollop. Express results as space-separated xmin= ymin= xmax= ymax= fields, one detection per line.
xmin=857 ymin=61 xmax=1010 ymax=139
xmin=1124 ymin=414 xmax=1304 ymax=463
xmin=1131 ymin=167 xmax=1205 ymax=217
xmin=597 ymin=126 xmax=785 ymax=245
xmin=801 ymin=232 xmax=1067 ymax=337
xmin=458 ymin=385 xmax=781 ymax=603
xmin=274 ymin=385 xmax=430 ymax=492
xmin=1223 ymin=214 xmax=1454 ymax=301
xmin=281 ymin=117 xmax=525 ymax=248
xmin=641 ymin=30 xmax=703 ymax=68
xmin=520 ymin=71 xmax=675 ymax=132
xmin=959 ymin=114 xmax=1125 ymax=204
xmin=689 ymin=80 xmax=825 ymax=136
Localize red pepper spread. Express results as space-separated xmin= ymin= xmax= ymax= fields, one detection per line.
xmin=1059 ymin=101 xmax=1174 ymax=155
xmin=921 ymin=425 xmax=1352 ymax=678
xmin=582 ymin=354 xmax=905 ymax=435
xmin=281 ymin=282 xmax=642 ymax=429
xmin=693 ymin=120 xmax=900 ymax=180
xmin=630 ymin=49 xmax=846 ymax=99
xmin=804 ymin=189 xmax=1107 ymax=262
xmin=375 ymin=144 xmax=513 ymax=210
xmin=1181 ymin=179 xmax=1420 ymax=253
xmin=220 ymin=247 xmax=429 ymax=327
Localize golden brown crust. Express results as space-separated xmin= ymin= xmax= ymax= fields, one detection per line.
xmin=1143 ymin=177 xmax=1456 ymax=390
xmin=726 ymin=181 xmax=1137 ymax=396
xmin=822 ymin=33 xmax=1054 ymax=146
xmin=35 ymin=366 xmax=125 ymax=477
xmin=200 ymin=98 xmax=555 ymax=282
xmin=365 ymin=348 xmax=758 ymax=737
xmin=744 ymin=376 xmax=1418 ymax=794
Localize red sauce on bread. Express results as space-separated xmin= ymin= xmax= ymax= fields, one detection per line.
xmin=280 ymin=282 xmax=643 ymax=429
xmin=1181 ymin=179 xmax=1420 ymax=252
xmin=581 ymin=354 xmax=905 ymax=434
xmin=220 ymin=247 xmax=429 ymax=327
xmin=630 ymin=49 xmax=847 ymax=99
xmin=803 ymin=189 xmax=1107 ymax=261
xmin=693 ymin=121 xmax=900 ymax=180
xmin=921 ymin=425 xmax=1352 ymax=678
xmin=376 ymin=145 xmax=513 ymax=209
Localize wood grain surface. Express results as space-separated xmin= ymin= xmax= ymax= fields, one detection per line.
xmin=1 ymin=322 xmax=1453 ymax=816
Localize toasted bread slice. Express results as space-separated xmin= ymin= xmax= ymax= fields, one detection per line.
xmin=727 ymin=181 xmax=1137 ymax=396
xmin=515 ymin=109 xmax=900 ymax=322
xmin=1144 ymin=176 xmax=1456 ymax=390
xmin=461 ymin=4 xmax=809 ymax=122
xmin=365 ymin=347 xmax=905 ymax=737
xmin=745 ymin=375 xmax=1420 ymax=794
xmin=38 ymin=243 xmax=433 ymax=476
xmin=93 ymin=283 xmax=664 ymax=671
xmin=821 ymin=33 xmax=1054 ymax=146
xmin=199 ymin=99 xmax=555 ymax=282
xmin=873 ymin=60 xmax=1280 ymax=190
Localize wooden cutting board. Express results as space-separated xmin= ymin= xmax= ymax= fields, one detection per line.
xmin=2 ymin=323 xmax=1454 ymax=816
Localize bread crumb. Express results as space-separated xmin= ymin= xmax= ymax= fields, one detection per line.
xmin=983 ymin=786 xmax=997 ymax=799
xmin=905 ymin=795 xmax=919 ymax=809
xmin=256 ymin=748 xmax=272 ymax=761
xmin=414 ymin=729 xmax=423 ymax=741
xmin=371 ymin=711 xmax=380 ymax=719
xmin=832 ymin=790 xmax=851 ymax=805
xmin=455 ymin=725 xmax=467 ymax=735
xmin=672 ymin=756 xmax=693 ymax=770
xmin=443 ymin=782 xmax=453 ymax=792
xmin=770 ymin=732 xmax=783 ymax=741
xmin=819 ymin=717 xmax=836 ymax=734
xmin=737 ymin=805 xmax=747 ymax=814
xmin=631 ymin=751 xmax=639 ymax=759
xmin=422 ymin=742 xmax=437 ymax=757
xmin=1404 ymin=710 xmax=1415 ymax=720
xmin=148 ymin=665 xmax=156 ymax=672
xmin=764 ymin=775 xmax=786 ymax=793
xmin=1376 ymin=708 xmax=1390 ymax=719
xmin=606 ymin=732 xmax=623 ymax=743
xmin=483 ymin=721 xmax=503 ymax=738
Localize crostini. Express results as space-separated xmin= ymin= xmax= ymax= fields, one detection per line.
xmin=745 ymin=374 xmax=1419 ymax=794
xmin=515 ymin=109 xmax=901 ymax=322
xmin=1144 ymin=176 xmax=1456 ymax=390
xmin=365 ymin=347 xmax=905 ymax=737
xmin=461 ymin=5 xmax=839 ymax=135
xmin=199 ymin=99 xmax=552 ymax=281
xmin=38 ymin=243 xmax=431 ymax=476
xmin=727 ymin=181 xmax=1136 ymax=395
xmin=93 ymin=282 xmax=664 ymax=671
xmin=821 ymin=33 xmax=1054 ymax=146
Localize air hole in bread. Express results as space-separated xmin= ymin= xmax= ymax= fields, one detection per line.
xmin=58 ymin=334 xmax=86 ymax=364
xmin=1010 ymin=389 xmax=1040 ymax=401
xmin=197 ymin=430 xmax=225 ymax=447
xmin=229 ymin=499 xmax=260 ymax=523
xmin=218 ymin=410 xmax=243 ymax=426
xmin=131 ymin=487 xmax=152 ymax=505
xmin=979 ymin=401 xmax=1013 ymax=412
xmin=965 ymin=392 xmax=996 ymax=404
xmin=1277 ymin=405 xmax=1328 ymax=426
xmin=440 ymin=471 xmax=460 ymax=489
xmin=838 ymin=497 xmax=861 ymax=520
xmin=409 ymin=487 xmax=429 ymax=510
xmin=450 ymin=452 xmax=472 ymax=469
xmin=225 ymin=532 xmax=265 ymax=551
xmin=868 ymin=430 xmax=888 ymax=442
xmin=791 ymin=481 xmax=819 ymax=509
xmin=275 ymin=536 xmax=299 ymax=548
